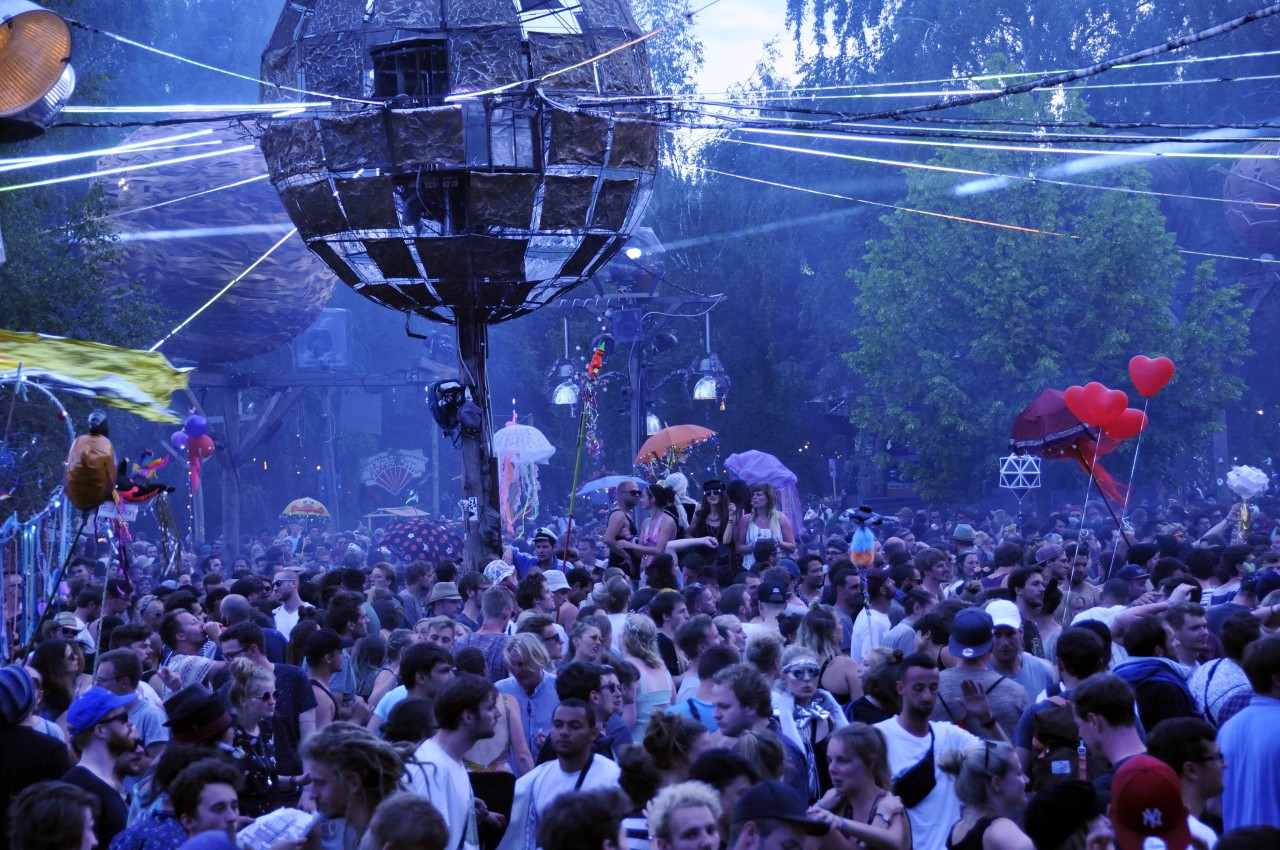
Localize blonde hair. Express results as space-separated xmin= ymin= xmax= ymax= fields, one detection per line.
xmin=622 ymin=614 xmax=662 ymax=669
xmin=228 ymin=657 xmax=273 ymax=708
xmin=797 ymin=604 xmax=842 ymax=659
xmin=647 ymin=781 xmax=721 ymax=842
xmin=505 ymin=632 xmax=551 ymax=671
xmin=938 ymin=741 xmax=1019 ymax=809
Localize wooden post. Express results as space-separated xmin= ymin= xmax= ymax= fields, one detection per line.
xmin=455 ymin=309 xmax=501 ymax=570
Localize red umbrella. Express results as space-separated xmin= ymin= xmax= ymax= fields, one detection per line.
xmin=382 ymin=517 xmax=464 ymax=563
xmin=1010 ymin=389 xmax=1126 ymax=504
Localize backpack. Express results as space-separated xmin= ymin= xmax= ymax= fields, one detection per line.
xmin=1030 ymin=696 xmax=1109 ymax=791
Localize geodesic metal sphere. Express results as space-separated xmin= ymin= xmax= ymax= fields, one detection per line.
xmin=1224 ymin=142 xmax=1280 ymax=255
xmin=98 ymin=120 xmax=336 ymax=364
xmin=258 ymin=0 xmax=658 ymax=325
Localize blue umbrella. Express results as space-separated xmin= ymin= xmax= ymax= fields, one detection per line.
xmin=576 ymin=474 xmax=645 ymax=498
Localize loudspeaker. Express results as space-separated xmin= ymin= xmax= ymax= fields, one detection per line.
xmin=293 ymin=308 xmax=351 ymax=371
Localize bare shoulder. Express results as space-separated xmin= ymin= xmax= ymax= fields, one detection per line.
xmin=984 ymin=818 xmax=1034 ymax=850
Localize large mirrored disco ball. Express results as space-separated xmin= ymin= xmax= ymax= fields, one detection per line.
xmin=97 ymin=121 xmax=336 ymax=364
xmin=258 ymin=0 xmax=659 ymax=324
xmin=1223 ymin=142 xmax=1280 ymax=255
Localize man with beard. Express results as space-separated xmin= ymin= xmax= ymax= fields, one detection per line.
xmin=1008 ymin=565 xmax=1048 ymax=658
xmin=497 ymin=700 xmax=622 ymax=850
xmin=874 ymin=654 xmax=994 ymax=850
xmin=408 ymin=674 xmax=504 ymax=850
xmin=63 ymin=687 xmax=147 ymax=849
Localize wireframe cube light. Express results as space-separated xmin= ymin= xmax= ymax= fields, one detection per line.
xmin=999 ymin=454 xmax=1042 ymax=492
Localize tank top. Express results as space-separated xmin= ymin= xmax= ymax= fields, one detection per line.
xmin=742 ymin=521 xmax=775 ymax=569
xmin=607 ymin=507 xmax=640 ymax=575
xmin=947 ymin=816 xmax=998 ymax=850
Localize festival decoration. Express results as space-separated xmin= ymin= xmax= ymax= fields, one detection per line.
xmin=1226 ymin=465 xmax=1270 ymax=543
xmin=724 ymin=449 xmax=804 ymax=537
xmin=1223 ymin=142 xmax=1280 ymax=255
xmin=1009 ymin=389 xmax=1128 ymax=505
xmin=494 ymin=413 xmax=556 ymax=534
xmin=0 ymin=330 xmax=187 ymax=423
xmin=360 ymin=450 xmax=429 ymax=499
xmin=281 ymin=497 xmax=331 ymax=519
xmin=256 ymin=0 xmax=658 ymax=567
xmin=64 ymin=411 xmax=115 ymax=513
xmin=1078 ymin=382 xmax=1128 ymax=428
xmin=1104 ymin=408 xmax=1149 ymax=441
xmin=1128 ymin=355 xmax=1176 ymax=398
xmin=637 ymin=424 xmax=716 ymax=475
xmin=96 ymin=120 xmax=335 ymax=364
xmin=171 ymin=414 xmax=216 ymax=491
xmin=114 ymin=453 xmax=173 ymax=504
xmin=997 ymin=454 xmax=1042 ymax=509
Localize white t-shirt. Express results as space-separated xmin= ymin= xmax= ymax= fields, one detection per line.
xmin=1189 ymin=814 xmax=1218 ymax=849
xmin=850 ymin=608 xmax=891 ymax=664
xmin=407 ymin=738 xmax=479 ymax=850
xmin=497 ymin=754 xmax=622 ymax=850
xmin=874 ymin=717 xmax=981 ymax=850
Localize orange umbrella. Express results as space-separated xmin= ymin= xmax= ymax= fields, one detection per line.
xmin=636 ymin=424 xmax=715 ymax=465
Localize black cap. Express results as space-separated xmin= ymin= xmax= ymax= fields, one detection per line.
xmin=1116 ymin=565 xmax=1149 ymax=582
xmin=732 ymin=780 xmax=829 ymax=836
xmin=702 ymin=479 xmax=724 ymax=494
xmin=760 ymin=582 xmax=788 ymax=605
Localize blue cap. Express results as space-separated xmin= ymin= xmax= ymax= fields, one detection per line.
xmin=67 ymin=686 xmax=136 ymax=737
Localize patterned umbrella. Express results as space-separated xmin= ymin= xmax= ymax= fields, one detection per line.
xmin=281 ymin=497 xmax=330 ymax=518
xmin=382 ymin=517 xmax=464 ymax=563
xmin=636 ymin=424 xmax=715 ymax=466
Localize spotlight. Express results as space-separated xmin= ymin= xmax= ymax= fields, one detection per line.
xmin=0 ymin=1 xmax=75 ymax=142
xmin=645 ymin=411 xmax=663 ymax=435
xmin=692 ymin=375 xmax=717 ymax=401
xmin=552 ymin=380 xmax=578 ymax=405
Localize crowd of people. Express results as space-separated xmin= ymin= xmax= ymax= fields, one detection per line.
xmin=4 ymin=474 xmax=1280 ymax=850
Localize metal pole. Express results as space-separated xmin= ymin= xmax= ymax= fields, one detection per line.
xmin=629 ymin=345 xmax=645 ymax=469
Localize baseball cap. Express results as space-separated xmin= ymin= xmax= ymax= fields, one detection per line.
xmin=542 ymin=570 xmax=570 ymax=592
xmin=1110 ymin=755 xmax=1193 ymax=850
xmin=951 ymin=523 xmax=977 ymax=543
xmin=732 ymin=780 xmax=830 ymax=836
xmin=778 ymin=558 xmax=801 ymax=579
xmin=985 ymin=599 xmax=1022 ymax=631
xmin=949 ymin=608 xmax=994 ymax=659
xmin=1117 ymin=565 xmax=1150 ymax=583
xmin=759 ymin=582 xmax=788 ymax=605
xmin=68 ymin=686 xmax=137 ymax=737
xmin=54 ymin=612 xmax=81 ymax=631
xmin=825 ymin=535 xmax=849 ymax=553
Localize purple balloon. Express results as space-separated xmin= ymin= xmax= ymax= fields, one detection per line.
xmin=171 ymin=430 xmax=189 ymax=451
xmin=184 ymin=414 xmax=208 ymax=438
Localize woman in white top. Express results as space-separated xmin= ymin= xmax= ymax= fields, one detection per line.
xmin=735 ymin=483 xmax=795 ymax=569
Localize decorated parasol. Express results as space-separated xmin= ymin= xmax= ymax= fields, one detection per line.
xmin=636 ymin=424 xmax=716 ymax=472
xmin=382 ymin=517 xmax=464 ymax=563
xmin=281 ymin=497 xmax=330 ymax=520
xmin=493 ymin=414 xmax=556 ymax=534
xmin=725 ymin=449 xmax=803 ymax=534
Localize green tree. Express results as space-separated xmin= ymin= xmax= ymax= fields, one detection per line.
xmin=847 ymin=93 xmax=1248 ymax=500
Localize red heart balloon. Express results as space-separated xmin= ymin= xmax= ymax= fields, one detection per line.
xmin=1105 ymin=407 xmax=1149 ymax=440
xmin=1129 ymin=355 xmax=1175 ymax=398
xmin=1080 ymin=382 xmax=1128 ymax=428
xmin=1064 ymin=385 xmax=1090 ymax=423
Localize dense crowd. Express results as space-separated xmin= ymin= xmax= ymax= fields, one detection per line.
xmin=4 ymin=474 xmax=1280 ymax=850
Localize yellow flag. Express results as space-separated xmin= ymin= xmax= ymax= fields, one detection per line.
xmin=0 ymin=330 xmax=190 ymax=423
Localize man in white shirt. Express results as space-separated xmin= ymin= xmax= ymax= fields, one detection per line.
xmin=271 ymin=570 xmax=311 ymax=639
xmin=498 ymin=699 xmax=622 ymax=850
xmin=850 ymin=568 xmax=894 ymax=664
xmin=407 ymin=673 xmax=504 ymax=850
xmin=874 ymin=653 xmax=994 ymax=850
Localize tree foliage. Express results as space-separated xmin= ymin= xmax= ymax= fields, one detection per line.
xmin=845 ymin=90 xmax=1248 ymax=500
